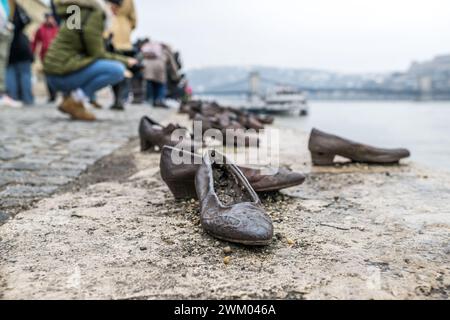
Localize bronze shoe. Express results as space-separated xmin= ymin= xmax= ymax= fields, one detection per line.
xmin=256 ymin=115 xmax=275 ymax=125
xmin=238 ymin=114 xmax=265 ymax=130
xmin=199 ymin=102 xmax=223 ymax=117
xmin=217 ymin=112 xmax=245 ymax=130
xmin=179 ymin=101 xmax=201 ymax=114
xmin=193 ymin=113 xmax=216 ymax=132
xmin=160 ymin=146 xmax=306 ymax=199
xmin=139 ymin=116 xmax=201 ymax=152
xmin=195 ymin=151 xmax=273 ymax=246
xmin=309 ymin=128 xmax=411 ymax=165
xmin=193 ymin=114 xmax=259 ymax=148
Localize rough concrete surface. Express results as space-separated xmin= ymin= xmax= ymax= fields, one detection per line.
xmin=0 ymin=111 xmax=449 ymax=300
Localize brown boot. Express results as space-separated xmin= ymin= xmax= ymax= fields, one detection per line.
xmin=59 ymin=97 xmax=96 ymax=121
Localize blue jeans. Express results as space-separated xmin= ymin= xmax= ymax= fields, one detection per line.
xmin=47 ymin=60 xmax=125 ymax=99
xmin=146 ymin=80 xmax=166 ymax=104
xmin=6 ymin=61 xmax=34 ymax=105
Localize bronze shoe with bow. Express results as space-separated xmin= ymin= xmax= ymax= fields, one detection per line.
xmin=195 ymin=151 xmax=273 ymax=246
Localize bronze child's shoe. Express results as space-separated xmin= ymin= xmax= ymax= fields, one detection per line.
xmin=195 ymin=151 xmax=273 ymax=246
xmin=59 ymin=97 xmax=96 ymax=121
xmin=160 ymin=146 xmax=306 ymax=199
xmin=139 ymin=116 xmax=202 ymax=152
xmin=308 ymin=128 xmax=411 ymax=166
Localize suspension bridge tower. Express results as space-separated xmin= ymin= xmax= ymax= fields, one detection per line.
xmin=249 ymin=71 xmax=261 ymax=100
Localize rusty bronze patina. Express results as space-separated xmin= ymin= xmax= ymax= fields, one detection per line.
xmin=160 ymin=146 xmax=306 ymax=199
xmin=195 ymin=151 xmax=273 ymax=246
xmin=308 ymin=128 xmax=411 ymax=166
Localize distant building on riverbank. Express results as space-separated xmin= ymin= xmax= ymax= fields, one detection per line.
xmin=407 ymin=55 xmax=450 ymax=96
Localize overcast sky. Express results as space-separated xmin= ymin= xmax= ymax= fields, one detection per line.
xmin=56 ymin=0 xmax=444 ymax=73
xmin=131 ymin=0 xmax=450 ymax=73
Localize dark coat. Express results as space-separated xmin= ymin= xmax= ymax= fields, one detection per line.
xmin=8 ymin=4 xmax=33 ymax=65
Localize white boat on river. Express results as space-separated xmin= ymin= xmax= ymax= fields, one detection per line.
xmin=239 ymin=88 xmax=309 ymax=116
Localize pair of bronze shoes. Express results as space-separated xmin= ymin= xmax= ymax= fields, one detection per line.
xmin=309 ymin=129 xmax=411 ymax=165
xmin=160 ymin=146 xmax=306 ymax=246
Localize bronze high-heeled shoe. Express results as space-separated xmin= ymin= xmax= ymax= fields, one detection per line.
xmin=308 ymin=128 xmax=411 ymax=165
xmin=139 ymin=116 xmax=202 ymax=152
xmin=195 ymin=151 xmax=273 ymax=246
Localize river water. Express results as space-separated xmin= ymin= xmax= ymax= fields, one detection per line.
xmin=205 ymin=96 xmax=450 ymax=171
xmin=275 ymin=101 xmax=450 ymax=172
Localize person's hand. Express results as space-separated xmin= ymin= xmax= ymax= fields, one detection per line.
xmin=127 ymin=58 xmax=138 ymax=67
xmin=124 ymin=70 xmax=133 ymax=79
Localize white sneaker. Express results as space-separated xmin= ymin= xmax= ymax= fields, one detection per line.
xmin=0 ymin=95 xmax=23 ymax=108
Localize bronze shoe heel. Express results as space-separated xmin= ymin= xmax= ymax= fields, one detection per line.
xmin=164 ymin=179 xmax=198 ymax=199
xmin=311 ymin=152 xmax=335 ymax=166
xmin=140 ymin=138 xmax=155 ymax=152
xmin=160 ymin=146 xmax=201 ymax=199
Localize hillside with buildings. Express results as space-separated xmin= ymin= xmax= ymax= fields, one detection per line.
xmin=187 ymin=54 xmax=450 ymax=100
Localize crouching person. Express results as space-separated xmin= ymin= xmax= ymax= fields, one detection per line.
xmin=43 ymin=0 xmax=137 ymax=121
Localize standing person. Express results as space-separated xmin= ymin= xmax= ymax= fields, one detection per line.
xmin=6 ymin=2 xmax=34 ymax=106
xmin=50 ymin=0 xmax=62 ymax=26
xmin=43 ymin=0 xmax=137 ymax=121
xmin=142 ymin=40 xmax=168 ymax=108
xmin=162 ymin=44 xmax=182 ymax=100
xmin=109 ymin=0 xmax=136 ymax=52
xmin=130 ymin=38 xmax=148 ymax=104
xmin=32 ymin=13 xmax=59 ymax=102
xmin=107 ymin=0 xmax=136 ymax=110
xmin=0 ymin=0 xmax=21 ymax=107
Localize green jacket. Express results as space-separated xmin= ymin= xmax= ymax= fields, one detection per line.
xmin=44 ymin=0 xmax=128 ymax=75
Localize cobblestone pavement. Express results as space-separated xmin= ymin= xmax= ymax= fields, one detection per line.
xmin=0 ymin=103 xmax=170 ymax=224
